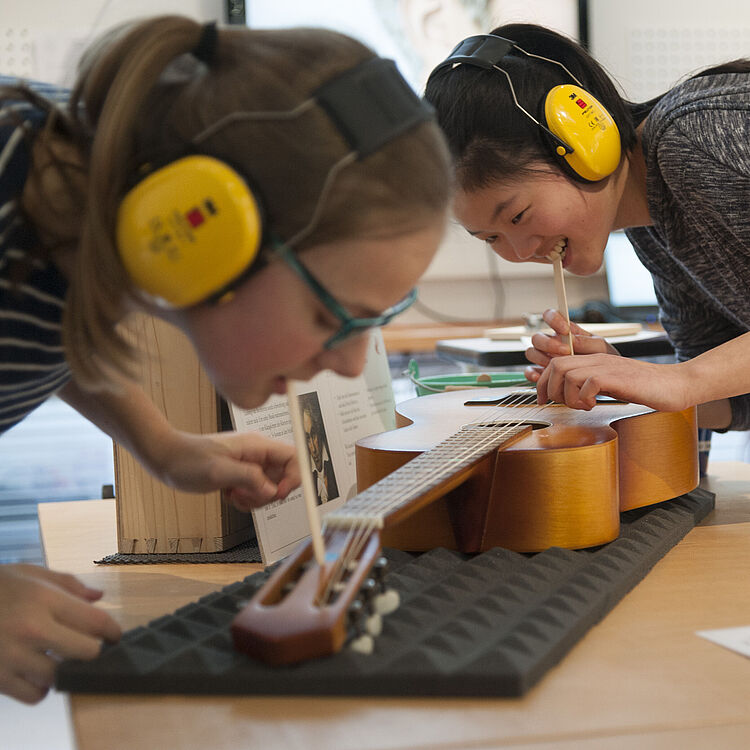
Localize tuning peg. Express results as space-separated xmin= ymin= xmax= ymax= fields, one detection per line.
xmin=361 ymin=577 xmax=378 ymax=596
xmin=349 ymin=633 xmax=374 ymax=655
xmin=365 ymin=612 xmax=382 ymax=636
xmin=346 ymin=598 xmax=375 ymax=653
xmin=366 ymin=559 xmax=400 ymax=616
xmin=348 ymin=598 xmax=366 ymax=630
xmin=372 ymin=556 xmax=389 ymax=579
xmin=373 ymin=589 xmax=400 ymax=615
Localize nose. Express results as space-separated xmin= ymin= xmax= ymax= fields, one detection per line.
xmin=508 ymin=231 xmax=543 ymax=261
xmin=316 ymin=334 xmax=370 ymax=378
xmin=490 ymin=231 xmax=543 ymax=262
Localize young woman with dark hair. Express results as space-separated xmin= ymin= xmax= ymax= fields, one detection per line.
xmin=425 ymin=23 xmax=750 ymax=428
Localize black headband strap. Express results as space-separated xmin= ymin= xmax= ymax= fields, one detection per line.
xmin=193 ymin=22 xmax=219 ymax=65
xmin=428 ymin=33 xmax=584 ymax=156
xmin=432 ymin=34 xmax=517 ymax=72
xmin=430 ymin=33 xmax=584 ymax=89
xmin=314 ymin=57 xmax=435 ymax=158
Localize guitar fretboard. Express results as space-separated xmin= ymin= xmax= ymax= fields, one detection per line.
xmin=325 ymin=423 xmax=528 ymax=529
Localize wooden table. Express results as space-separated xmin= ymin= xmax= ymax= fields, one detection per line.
xmin=381 ymin=320 xmax=517 ymax=354
xmin=41 ymin=463 xmax=750 ymax=750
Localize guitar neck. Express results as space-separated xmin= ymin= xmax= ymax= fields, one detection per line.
xmin=326 ymin=423 xmax=530 ymax=531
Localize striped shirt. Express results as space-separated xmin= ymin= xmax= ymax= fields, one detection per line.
xmin=626 ymin=72 xmax=750 ymax=430
xmin=0 ymin=78 xmax=71 ymax=434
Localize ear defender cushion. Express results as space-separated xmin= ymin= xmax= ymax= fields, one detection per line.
xmin=116 ymin=155 xmax=263 ymax=308
xmin=544 ymin=84 xmax=621 ymax=182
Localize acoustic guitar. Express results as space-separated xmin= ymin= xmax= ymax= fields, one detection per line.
xmin=232 ymin=388 xmax=698 ymax=665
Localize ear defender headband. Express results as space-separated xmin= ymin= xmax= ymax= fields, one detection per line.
xmin=431 ymin=34 xmax=621 ymax=182
xmin=116 ymin=33 xmax=435 ymax=308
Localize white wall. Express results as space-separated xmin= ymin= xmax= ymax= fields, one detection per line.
xmin=590 ymin=0 xmax=750 ymax=102
xmin=1 ymin=0 xmax=223 ymax=85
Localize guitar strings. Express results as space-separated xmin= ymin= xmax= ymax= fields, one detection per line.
xmin=298 ymin=258 xmax=578 ymax=608
xmin=323 ymin=391 xmax=529 ymax=534
xmin=319 ymin=391 xmax=557 ymax=604
xmin=318 ymin=392 xmax=550 ymax=604
xmin=329 ymin=391 xmax=549 ymax=527
xmin=330 ymin=389 xmax=548 ymax=523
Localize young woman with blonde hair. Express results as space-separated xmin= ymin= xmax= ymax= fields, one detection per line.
xmin=0 ymin=15 xmax=451 ymax=703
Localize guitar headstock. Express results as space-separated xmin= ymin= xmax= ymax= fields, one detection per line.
xmin=231 ymin=527 xmax=398 ymax=665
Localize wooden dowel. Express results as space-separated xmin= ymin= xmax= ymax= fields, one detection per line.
xmin=551 ymin=253 xmax=575 ymax=356
xmin=286 ymin=379 xmax=326 ymax=566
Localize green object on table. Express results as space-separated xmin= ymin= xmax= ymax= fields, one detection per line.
xmin=405 ymin=359 xmax=532 ymax=396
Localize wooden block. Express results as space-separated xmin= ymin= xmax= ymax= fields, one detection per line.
xmin=483 ymin=322 xmax=643 ymax=340
xmin=113 ymin=314 xmax=253 ymax=554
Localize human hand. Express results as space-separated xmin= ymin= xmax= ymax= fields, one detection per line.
xmin=151 ymin=430 xmax=300 ymax=511
xmin=535 ymin=353 xmax=690 ymax=412
xmin=524 ymin=308 xmax=620 ymax=383
xmin=58 ymin=381 xmax=298 ymax=510
xmin=0 ymin=564 xmax=121 ymax=704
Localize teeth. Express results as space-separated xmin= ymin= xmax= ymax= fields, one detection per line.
xmin=546 ymin=239 xmax=568 ymax=262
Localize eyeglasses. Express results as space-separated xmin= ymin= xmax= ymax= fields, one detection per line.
xmin=270 ymin=235 xmax=417 ymax=349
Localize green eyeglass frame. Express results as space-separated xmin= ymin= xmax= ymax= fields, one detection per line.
xmin=270 ymin=236 xmax=417 ymax=349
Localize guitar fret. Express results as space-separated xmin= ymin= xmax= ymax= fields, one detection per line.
xmin=327 ymin=424 xmax=527 ymax=527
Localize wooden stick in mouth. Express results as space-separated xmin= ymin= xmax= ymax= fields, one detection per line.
xmin=548 ymin=249 xmax=575 ymax=357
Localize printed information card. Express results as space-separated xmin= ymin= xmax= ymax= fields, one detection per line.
xmin=229 ymin=330 xmax=395 ymax=565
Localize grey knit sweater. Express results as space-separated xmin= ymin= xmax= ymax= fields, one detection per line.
xmin=625 ymin=71 xmax=750 ymax=430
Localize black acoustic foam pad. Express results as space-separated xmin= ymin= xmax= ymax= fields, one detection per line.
xmin=56 ymin=488 xmax=713 ymax=697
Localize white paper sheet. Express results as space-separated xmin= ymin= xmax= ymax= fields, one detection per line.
xmin=696 ymin=625 xmax=750 ymax=659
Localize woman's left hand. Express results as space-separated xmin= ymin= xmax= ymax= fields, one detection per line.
xmin=535 ymin=353 xmax=691 ymax=413
xmin=523 ymin=308 xmax=620 ymax=384
xmin=153 ymin=430 xmax=299 ymax=511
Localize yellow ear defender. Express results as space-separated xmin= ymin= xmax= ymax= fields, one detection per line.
xmin=544 ymin=83 xmax=620 ymax=181
xmin=430 ymin=34 xmax=622 ymax=182
xmin=116 ymin=56 xmax=435 ymax=308
xmin=116 ymin=155 xmax=263 ymax=308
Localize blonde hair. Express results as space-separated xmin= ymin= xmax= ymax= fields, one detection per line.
xmin=57 ymin=15 xmax=451 ymax=389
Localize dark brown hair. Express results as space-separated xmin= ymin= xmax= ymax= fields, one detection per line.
xmin=425 ymin=22 xmax=750 ymax=191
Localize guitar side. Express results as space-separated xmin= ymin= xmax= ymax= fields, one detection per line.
xmin=355 ymin=388 xmax=698 ymax=553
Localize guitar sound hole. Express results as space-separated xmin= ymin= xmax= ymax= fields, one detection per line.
xmin=465 ymin=393 xmax=629 ymax=408
xmin=465 ymin=390 xmax=537 ymax=407
xmin=594 ymin=395 xmax=629 ymax=404
xmin=470 ymin=420 xmax=547 ymax=431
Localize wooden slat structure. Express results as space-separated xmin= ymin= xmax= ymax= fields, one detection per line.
xmin=113 ymin=315 xmax=252 ymax=554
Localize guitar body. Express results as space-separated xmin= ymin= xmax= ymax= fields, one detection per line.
xmin=232 ymin=389 xmax=698 ymax=666
xmin=355 ymin=388 xmax=698 ymax=553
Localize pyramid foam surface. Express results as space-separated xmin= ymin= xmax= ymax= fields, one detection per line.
xmin=56 ymin=488 xmax=713 ymax=697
